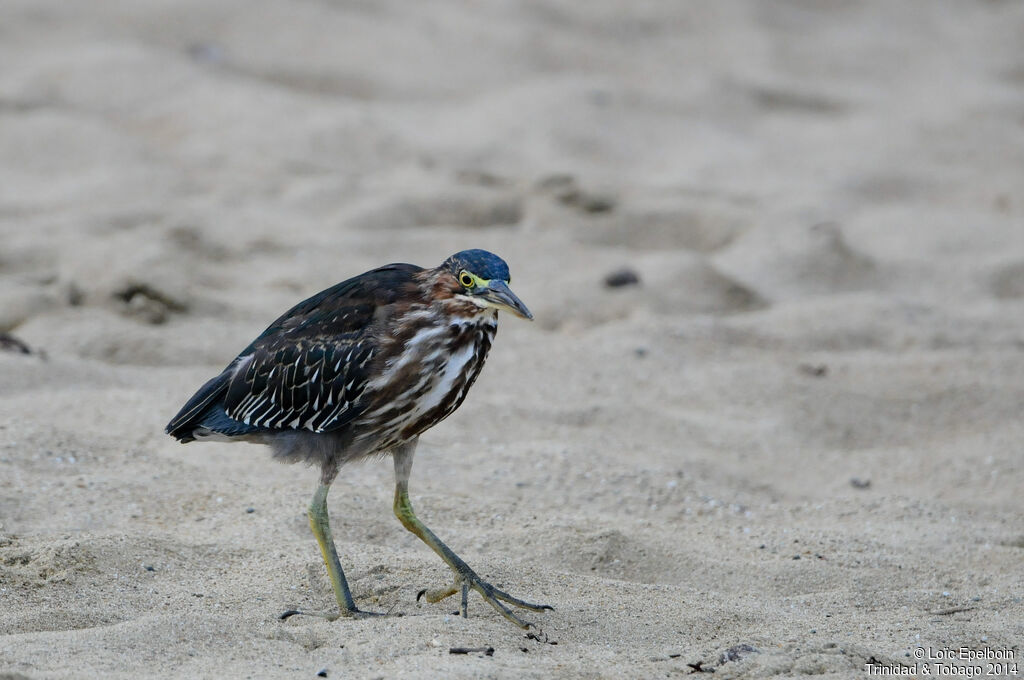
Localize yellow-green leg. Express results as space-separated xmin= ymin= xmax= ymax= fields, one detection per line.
xmin=281 ymin=483 xmax=378 ymax=621
xmin=393 ymin=440 xmax=552 ymax=628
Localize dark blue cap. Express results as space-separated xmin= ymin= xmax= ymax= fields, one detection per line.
xmin=445 ymin=249 xmax=511 ymax=281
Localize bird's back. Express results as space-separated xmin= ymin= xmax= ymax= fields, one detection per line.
xmin=166 ymin=261 xmax=498 ymax=459
xmin=165 ymin=263 xmax=422 ymax=444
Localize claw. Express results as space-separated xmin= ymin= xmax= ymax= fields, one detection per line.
xmin=418 ymin=571 xmax=552 ymax=628
xmin=421 ymin=584 xmax=459 ymax=604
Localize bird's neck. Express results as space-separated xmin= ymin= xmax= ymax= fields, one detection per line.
xmin=414 ymin=268 xmax=497 ymax=324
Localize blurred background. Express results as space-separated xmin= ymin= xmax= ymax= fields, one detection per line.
xmin=2 ymin=1 xmax=1023 ymax=677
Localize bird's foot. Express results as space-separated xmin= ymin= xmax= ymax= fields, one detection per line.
xmin=417 ymin=571 xmax=553 ymax=629
xmin=279 ymin=607 xmax=385 ymax=622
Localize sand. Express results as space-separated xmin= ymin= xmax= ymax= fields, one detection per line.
xmin=2 ymin=1 xmax=1023 ymax=678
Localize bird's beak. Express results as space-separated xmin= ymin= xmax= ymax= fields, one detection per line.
xmin=480 ymin=280 xmax=533 ymax=320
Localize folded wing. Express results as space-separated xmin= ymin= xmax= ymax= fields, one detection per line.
xmin=165 ymin=263 xmax=420 ymax=442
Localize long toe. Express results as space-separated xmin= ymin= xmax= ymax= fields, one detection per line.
xmin=470 ymin=578 xmax=552 ymax=628
xmin=419 ymin=573 xmax=551 ymax=628
xmin=470 ymin=583 xmax=537 ymax=629
xmin=487 ymin=584 xmax=554 ymax=613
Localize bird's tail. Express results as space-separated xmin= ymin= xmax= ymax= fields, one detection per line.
xmin=165 ymin=369 xmax=232 ymax=442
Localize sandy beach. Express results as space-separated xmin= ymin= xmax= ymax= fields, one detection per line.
xmin=2 ymin=1 xmax=1023 ymax=677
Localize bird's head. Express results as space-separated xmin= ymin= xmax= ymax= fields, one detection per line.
xmin=439 ymin=249 xmax=532 ymax=320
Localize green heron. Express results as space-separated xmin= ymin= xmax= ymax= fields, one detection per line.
xmin=166 ymin=249 xmax=551 ymax=628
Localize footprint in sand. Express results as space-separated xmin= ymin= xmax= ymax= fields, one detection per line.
xmin=714 ymin=222 xmax=881 ymax=302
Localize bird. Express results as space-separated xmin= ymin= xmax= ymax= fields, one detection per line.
xmin=165 ymin=249 xmax=551 ymax=628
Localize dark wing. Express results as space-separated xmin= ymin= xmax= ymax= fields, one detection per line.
xmin=166 ymin=263 xmax=420 ymax=441
xmin=165 ymin=368 xmax=236 ymax=441
xmin=224 ymin=334 xmax=375 ymax=432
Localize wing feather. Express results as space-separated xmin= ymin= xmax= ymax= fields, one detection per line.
xmin=167 ymin=262 xmax=422 ymax=441
xmin=216 ymin=263 xmax=419 ymax=435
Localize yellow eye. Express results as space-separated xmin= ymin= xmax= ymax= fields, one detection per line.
xmin=459 ymin=271 xmax=475 ymax=288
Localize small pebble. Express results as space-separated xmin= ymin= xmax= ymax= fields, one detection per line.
xmin=449 ymin=647 xmax=495 ymax=656
xmin=246 ymin=507 xmax=255 ymax=514
xmin=604 ymin=268 xmax=640 ymax=288
xmin=317 ymin=669 xmax=328 ymax=678
xmin=719 ymin=644 xmax=760 ymax=664
xmin=799 ymin=363 xmax=828 ymax=377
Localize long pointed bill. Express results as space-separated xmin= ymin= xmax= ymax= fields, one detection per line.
xmin=480 ymin=280 xmax=533 ymax=320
